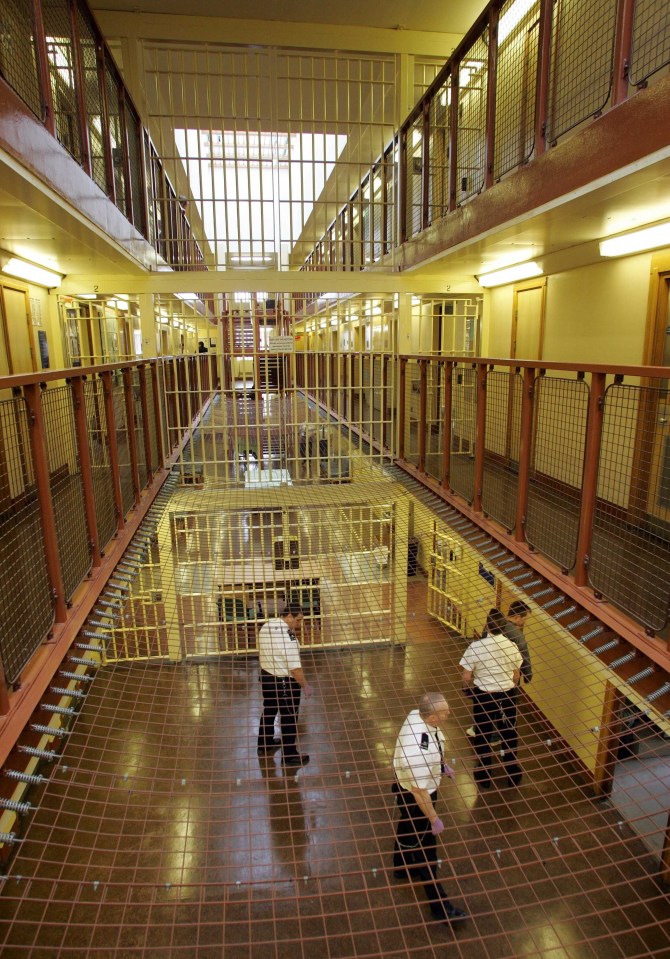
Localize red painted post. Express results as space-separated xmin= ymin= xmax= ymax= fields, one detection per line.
xmin=418 ymin=358 xmax=428 ymax=472
xmin=69 ymin=376 xmax=101 ymax=567
xmin=484 ymin=4 xmax=500 ymax=189
xmin=472 ymin=363 xmax=488 ymax=513
xmin=122 ymin=367 xmax=141 ymax=505
xmin=398 ymin=129 xmax=408 ymax=243
xmin=534 ymin=0 xmax=553 ymax=156
xmin=514 ymin=366 xmax=536 ymax=543
xmin=68 ymin=0 xmax=92 ymax=178
xmin=101 ymin=370 xmax=124 ymax=530
xmin=575 ymin=371 xmax=607 ymax=587
xmin=421 ymin=101 xmax=431 ymax=231
xmin=23 ymin=383 xmax=67 ymax=623
xmin=398 ymin=357 xmax=407 ymax=461
xmin=612 ymin=0 xmax=635 ymax=106
xmin=137 ymin=364 xmax=153 ymax=483
xmin=150 ymin=362 xmax=165 ymax=467
xmin=441 ymin=361 xmax=453 ymax=491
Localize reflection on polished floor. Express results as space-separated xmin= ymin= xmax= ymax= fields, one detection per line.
xmin=0 ymin=578 xmax=668 ymax=958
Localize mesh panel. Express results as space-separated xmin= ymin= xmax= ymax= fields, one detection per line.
xmin=405 ymin=119 xmax=423 ymax=239
xmin=0 ymin=0 xmax=41 ymax=119
xmin=482 ymin=370 xmax=522 ymax=531
xmin=105 ymin=60 xmax=126 ymax=212
xmin=424 ymin=363 xmax=443 ymax=482
xmin=590 ymin=383 xmax=670 ymax=631
xmin=84 ymin=378 xmax=117 ymax=551
xmin=132 ymin=369 xmax=148 ymax=490
xmin=525 ymin=375 xmax=589 ymax=571
xmin=630 ymin=0 xmax=670 ymax=85
xmin=41 ymin=386 xmax=90 ymax=601
xmin=112 ymin=375 xmax=134 ymax=516
xmin=145 ymin=369 xmax=160 ymax=473
xmin=404 ymin=361 xmax=420 ymax=467
xmin=494 ymin=0 xmax=540 ymax=179
xmin=427 ymin=78 xmax=450 ymax=224
xmin=42 ymin=0 xmax=82 ymax=163
xmin=77 ymin=4 xmax=107 ymax=193
xmin=547 ymin=0 xmax=617 ymax=143
xmin=157 ymin=363 xmax=169 ymax=457
xmin=450 ymin=365 xmax=477 ymax=503
xmin=125 ymin=104 xmax=145 ymax=234
xmin=457 ymin=33 xmax=488 ymax=204
xmin=0 ymin=396 xmax=53 ymax=683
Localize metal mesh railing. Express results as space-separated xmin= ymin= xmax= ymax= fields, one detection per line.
xmin=404 ymin=361 xmax=421 ymax=467
xmin=146 ymin=370 xmax=160 ymax=473
xmin=105 ymin=59 xmax=126 ymax=213
xmin=405 ymin=118 xmax=424 ymax=240
xmin=76 ymin=3 xmax=107 ymax=193
xmin=427 ymin=78 xmax=450 ymax=224
xmin=482 ymin=369 xmax=522 ymax=531
xmin=112 ymin=375 xmax=135 ymax=516
xmin=547 ymin=0 xmax=618 ymax=144
xmin=84 ymin=377 xmax=117 ymax=550
xmin=0 ymin=0 xmax=42 ymax=120
xmin=0 ymin=396 xmax=53 ymax=684
xmin=424 ymin=363 xmax=444 ymax=482
xmin=630 ymin=0 xmax=670 ymax=85
xmin=450 ymin=365 xmax=477 ymax=503
xmin=590 ymin=382 xmax=670 ymax=631
xmin=494 ymin=0 xmax=540 ymax=179
xmin=41 ymin=386 xmax=90 ymax=602
xmin=132 ymin=369 xmax=148 ymax=490
xmin=456 ymin=36 xmax=488 ymax=204
xmin=525 ymin=375 xmax=589 ymax=571
xmin=42 ymin=0 xmax=82 ymax=164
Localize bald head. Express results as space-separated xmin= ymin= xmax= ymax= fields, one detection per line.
xmin=418 ymin=692 xmax=450 ymax=725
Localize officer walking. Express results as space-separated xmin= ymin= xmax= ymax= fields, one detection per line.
xmin=257 ymin=602 xmax=311 ymax=767
xmin=392 ymin=692 xmax=467 ymax=925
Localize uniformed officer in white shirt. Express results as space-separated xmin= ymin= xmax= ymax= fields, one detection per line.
xmin=460 ymin=608 xmax=523 ymax=788
xmin=257 ymin=602 xmax=311 ymax=767
xmin=392 ymin=692 xmax=467 ymax=925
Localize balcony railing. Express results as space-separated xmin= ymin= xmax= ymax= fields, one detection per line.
xmin=0 ymin=354 xmax=217 ymax=699
xmin=395 ymin=355 xmax=670 ymax=649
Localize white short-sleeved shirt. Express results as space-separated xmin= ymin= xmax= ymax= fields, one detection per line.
xmin=459 ymin=632 xmax=522 ymax=692
xmin=393 ymin=710 xmax=445 ymax=793
xmin=258 ymin=617 xmax=301 ymax=676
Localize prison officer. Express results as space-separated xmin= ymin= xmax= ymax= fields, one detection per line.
xmin=257 ymin=602 xmax=311 ymax=767
xmin=392 ymin=692 xmax=467 ymax=925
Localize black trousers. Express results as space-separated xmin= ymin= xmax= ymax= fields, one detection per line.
xmin=258 ymin=669 xmax=301 ymax=758
xmin=392 ymin=787 xmax=452 ymax=913
xmin=472 ymin=686 xmax=520 ymax=782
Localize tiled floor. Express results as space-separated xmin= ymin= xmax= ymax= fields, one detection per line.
xmin=0 ymin=576 xmax=668 ymax=957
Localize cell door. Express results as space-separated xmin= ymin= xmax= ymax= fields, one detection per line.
xmin=1 ymin=284 xmax=36 ymax=373
xmin=646 ymin=276 xmax=670 ymax=523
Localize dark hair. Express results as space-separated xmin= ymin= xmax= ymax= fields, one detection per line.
xmin=283 ymin=602 xmax=304 ymax=618
xmin=508 ymin=600 xmax=530 ymax=618
xmin=484 ymin=608 xmax=506 ymax=634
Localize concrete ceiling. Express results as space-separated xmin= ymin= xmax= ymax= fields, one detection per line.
xmin=89 ymin=0 xmax=487 ymax=36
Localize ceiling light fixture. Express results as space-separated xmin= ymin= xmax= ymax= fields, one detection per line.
xmin=1 ymin=256 xmax=63 ymax=288
xmin=477 ymin=261 xmax=543 ymax=287
xmin=599 ymin=222 xmax=670 ymax=257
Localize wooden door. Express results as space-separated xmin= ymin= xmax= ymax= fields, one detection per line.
xmin=0 ymin=284 xmax=36 ymax=373
xmin=508 ymin=278 xmax=546 ymax=461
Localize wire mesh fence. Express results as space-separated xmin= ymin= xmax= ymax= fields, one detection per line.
xmin=456 ymin=34 xmax=489 ymax=204
xmin=84 ymin=377 xmax=117 ymax=551
xmin=482 ymin=369 xmax=522 ymax=531
xmin=449 ymin=365 xmax=477 ymax=503
xmin=590 ymin=382 xmax=670 ymax=631
xmin=0 ymin=396 xmax=53 ymax=684
xmin=630 ymin=0 xmax=670 ymax=85
xmin=546 ymin=0 xmax=618 ymax=144
xmin=524 ymin=375 xmax=589 ymax=571
xmin=41 ymin=386 xmax=91 ymax=602
xmin=493 ymin=0 xmax=540 ymax=180
xmin=132 ymin=369 xmax=148 ymax=491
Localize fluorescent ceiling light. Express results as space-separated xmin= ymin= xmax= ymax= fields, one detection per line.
xmin=78 ymin=293 xmax=97 ymax=300
xmin=2 ymin=256 xmax=62 ymax=288
xmin=599 ymin=222 xmax=670 ymax=257
xmin=498 ymin=0 xmax=538 ymax=44
xmin=176 ymin=292 xmax=199 ymax=302
xmin=477 ymin=261 xmax=543 ymax=287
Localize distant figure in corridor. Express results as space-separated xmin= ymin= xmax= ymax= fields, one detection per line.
xmin=392 ymin=692 xmax=467 ymax=925
xmin=257 ymin=602 xmax=311 ymax=767
xmin=198 ymin=340 xmax=208 ymax=353
xmin=460 ymin=608 xmax=522 ymax=789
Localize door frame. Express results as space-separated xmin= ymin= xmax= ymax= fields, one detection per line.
xmin=0 ymin=281 xmax=37 ymax=373
xmin=506 ymin=277 xmax=546 ymax=462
